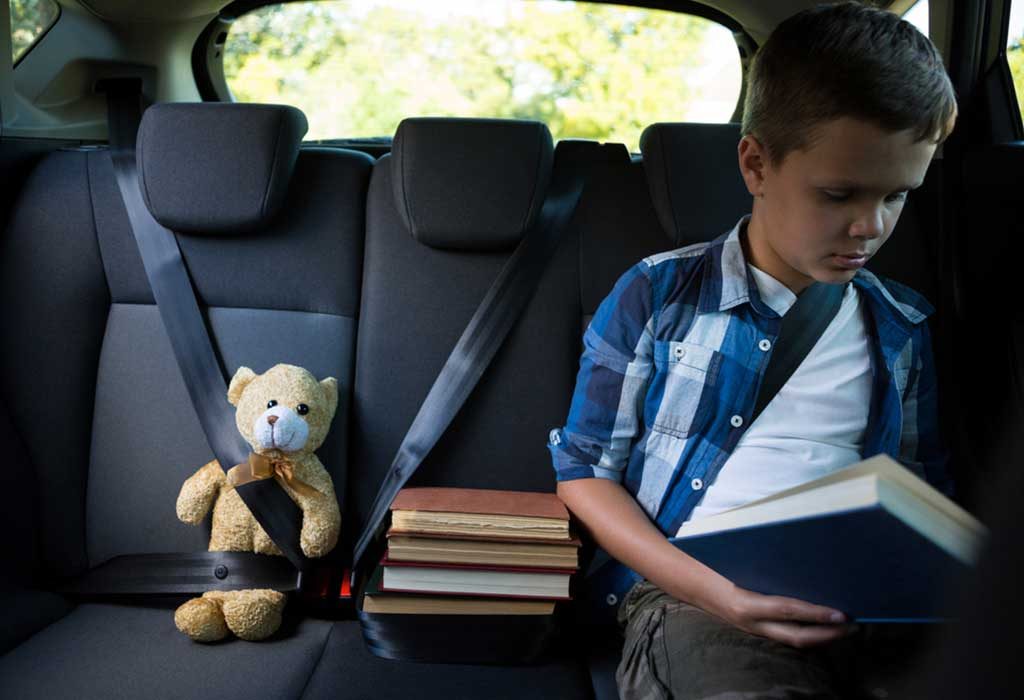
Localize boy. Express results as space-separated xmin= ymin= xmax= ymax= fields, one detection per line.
xmin=548 ymin=3 xmax=958 ymax=698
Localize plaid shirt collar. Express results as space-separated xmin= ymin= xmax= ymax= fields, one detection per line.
xmin=696 ymin=215 xmax=934 ymax=328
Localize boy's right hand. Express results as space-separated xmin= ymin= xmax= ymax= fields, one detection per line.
xmin=707 ymin=583 xmax=859 ymax=649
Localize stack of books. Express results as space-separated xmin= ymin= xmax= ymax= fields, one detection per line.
xmin=363 ymin=487 xmax=580 ymax=615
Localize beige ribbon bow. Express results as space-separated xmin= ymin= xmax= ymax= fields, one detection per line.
xmin=226 ymin=452 xmax=321 ymax=499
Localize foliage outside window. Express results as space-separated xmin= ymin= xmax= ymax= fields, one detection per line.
xmin=224 ymin=1 xmax=741 ymax=151
xmin=9 ymin=0 xmax=59 ymax=63
xmin=1009 ymin=2 xmax=1024 ymax=119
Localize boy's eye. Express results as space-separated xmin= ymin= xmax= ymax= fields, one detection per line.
xmin=885 ymin=191 xmax=909 ymax=204
xmin=822 ymin=190 xmax=850 ymax=202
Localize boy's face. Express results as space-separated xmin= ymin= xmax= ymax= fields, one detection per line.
xmin=737 ymin=117 xmax=939 ymax=295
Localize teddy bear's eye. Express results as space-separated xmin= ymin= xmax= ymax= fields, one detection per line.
xmin=267 ymin=400 xmax=278 ymax=409
xmin=296 ymin=404 xmax=309 ymax=416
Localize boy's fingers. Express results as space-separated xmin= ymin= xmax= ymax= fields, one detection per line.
xmin=747 ymin=593 xmax=846 ymax=624
xmin=756 ymin=621 xmax=855 ymax=649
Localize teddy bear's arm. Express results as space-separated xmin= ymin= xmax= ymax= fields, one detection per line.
xmin=176 ymin=460 xmax=226 ymax=525
xmin=294 ymin=471 xmax=341 ymax=559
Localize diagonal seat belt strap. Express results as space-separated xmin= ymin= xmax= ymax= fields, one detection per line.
xmin=103 ymin=80 xmax=308 ymax=571
xmin=584 ymin=278 xmax=845 ymax=579
xmin=351 ymin=155 xmax=586 ymax=581
xmin=749 ymin=280 xmax=845 ymax=424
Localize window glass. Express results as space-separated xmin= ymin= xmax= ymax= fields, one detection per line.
xmin=9 ymin=0 xmax=59 ymax=63
xmin=904 ymin=0 xmax=928 ymax=36
xmin=1009 ymin=2 xmax=1024 ymax=119
xmin=224 ymin=1 xmax=742 ymax=151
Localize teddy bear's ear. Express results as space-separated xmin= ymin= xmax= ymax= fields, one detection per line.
xmin=320 ymin=377 xmax=339 ymax=419
xmin=227 ymin=367 xmax=258 ymax=406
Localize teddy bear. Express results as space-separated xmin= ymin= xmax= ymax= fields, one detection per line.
xmin=173 ymin=363 xmax=342 ymax=642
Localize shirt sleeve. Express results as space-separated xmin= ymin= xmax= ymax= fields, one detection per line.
xmin=899 ymin=322 xmax=955 ymax=498
xmin=548 ymin=261 xmax=657 ymax=483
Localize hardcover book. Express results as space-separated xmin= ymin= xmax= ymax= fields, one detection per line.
xmin=670 ymin=454 xmax=987 ymax=622
xmin=380 ymin=557 xmax=574 ymax=600
xmin=389 ymin=487 xmax=572 ymax=541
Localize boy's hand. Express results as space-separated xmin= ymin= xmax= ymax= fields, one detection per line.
xmin=708 ymin=583 xmax=859 ymax=649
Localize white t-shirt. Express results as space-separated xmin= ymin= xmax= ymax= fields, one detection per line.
xmin=678 ymin=264 xmax=873 ymax=530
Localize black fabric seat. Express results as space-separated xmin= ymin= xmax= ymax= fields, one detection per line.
xmin=302 ymin=117 xmax=595 ymax=699
xmin=0 ymin=103 xmax=373 ymax=698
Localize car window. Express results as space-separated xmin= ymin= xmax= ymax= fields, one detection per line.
xmin=9 ymin=0 xmax=58 ymax=64
xmin=224 ymin=0 xmax=742 ymax=152
xmin=1009 ymin=1 xmax=1024 ymax=119
xmin=904 ymin=0 xmax=928 ymax=36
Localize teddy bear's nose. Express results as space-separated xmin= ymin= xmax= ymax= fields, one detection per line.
xmin=267 ymin=415 xmax=278 ymax=425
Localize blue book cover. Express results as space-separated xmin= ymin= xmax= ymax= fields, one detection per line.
xmin=670 ymin=503 xmax=974 ymax=622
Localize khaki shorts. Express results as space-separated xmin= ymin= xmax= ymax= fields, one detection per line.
xmin=616 ymin=580 xmax=846 ymax=700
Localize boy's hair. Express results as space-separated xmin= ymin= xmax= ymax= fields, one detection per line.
xmin=742 ymin=2 xmax=957 ymax=165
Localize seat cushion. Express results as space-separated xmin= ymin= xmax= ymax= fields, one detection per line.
xmin=0 ymin=603 xmax=333 ymax=700
xmin=301 ymin=621 xmax=593 ymax=700
xmin=0 ymin=587 xmax=73 ymax=655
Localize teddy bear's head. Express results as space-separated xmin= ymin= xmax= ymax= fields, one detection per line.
xmin=227 ymin=364 xmax=338 ymax=455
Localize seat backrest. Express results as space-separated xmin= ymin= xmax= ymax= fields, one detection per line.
xmin=347 ymin=118 xmax=585 ymax=541
xmin=0 ymin=103 xmax=373 ymax=579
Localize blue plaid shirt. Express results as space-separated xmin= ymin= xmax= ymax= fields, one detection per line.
xmin=548 ymin=216 xmax=953 ymax=613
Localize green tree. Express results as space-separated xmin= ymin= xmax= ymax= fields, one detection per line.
xmin=1009 ymin=35 xmax=1024 ymax=121
xmin=9 ymin=0 xmax=59 ymax=62
xmin=224 ymin=1 xmax=739 ymax=151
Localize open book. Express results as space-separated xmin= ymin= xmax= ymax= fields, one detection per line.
xmin=671 ymin=454 xmax=987 ymax=622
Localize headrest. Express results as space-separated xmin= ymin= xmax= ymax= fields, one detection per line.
xmin=136 ymin=103 xmax=308 ymax=234
xmin=639 ymin=123 xmax=750 ymax=246
xmin=391 ymin=118 xmax=553 ymax=251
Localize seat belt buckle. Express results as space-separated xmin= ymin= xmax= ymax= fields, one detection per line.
xmin=296 ymin=564 xmax=355 ymax=618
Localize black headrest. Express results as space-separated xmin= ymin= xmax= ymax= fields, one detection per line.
xmin=639 ymin=123 xmax=750 ymax=246
xmin=391 ymin=118 xmax=553 ymax=251
xmin=136 ymin=102 xmax=308 ymax=234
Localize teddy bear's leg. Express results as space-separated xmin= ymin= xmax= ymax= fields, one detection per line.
xmin=174 ymin=596 xmax=229 ymax=642
xmin=220 ymin=589 xmax=287 ymax=641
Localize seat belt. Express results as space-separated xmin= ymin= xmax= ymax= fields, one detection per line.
xmin=57 ymin=80 xmax=309 ymax=597
xmin=583 ymin=279 xmax=846 ymax=580
xmin=350 ymin=153 xmax=587 ymax=586
xmin=750 ymin=280 xmax=845 ymax=424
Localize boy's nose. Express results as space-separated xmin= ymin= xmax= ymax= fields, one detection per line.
xmin=849 ymin=206 xmax=885 ymax=240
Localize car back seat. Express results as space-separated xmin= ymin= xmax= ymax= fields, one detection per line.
xmin=0 ymin=103 xmax=374 ymax=698
xmin=297 ymin=118 xmax=594 ymax=699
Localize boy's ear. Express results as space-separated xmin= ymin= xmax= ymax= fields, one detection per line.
xmin=737 ymin=135 xmax=768 ymax=199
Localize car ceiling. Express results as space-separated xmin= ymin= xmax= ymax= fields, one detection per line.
xmin=74 ymin=1 xmax=905 ymax=43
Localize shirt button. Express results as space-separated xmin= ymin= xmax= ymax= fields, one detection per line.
xmin=606 ymin=593 xmax=618 ymax=606
xmin=730 ymin=415 xmax=744 ymax=428
xmin=549 ymin=429 xmax=561 ymax=446
xmin=673 ymin=346 xmax=686 ymax=359
xmin=691 ymin=478 xmax=703 ymax=490
xmin=759 ymin=339 xmax=772 ymax=351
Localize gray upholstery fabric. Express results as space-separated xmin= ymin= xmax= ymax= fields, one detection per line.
xmin=0 ymin=403 xmax=41 ymax=584
xmin=89 ymin=148 xmax=372 ymax=315
xmin=348 ymin=153 xmax=581 ymax=536
xmin=578 ymin=153 xmax=670 ymax=320
xmin=0 ymin=150 xmax=111 ymax=579
xmin=640 ymin=122 xmax=751 ymax=246
xmin=86 ymin=304 xmax=355 ymax=566
xmin=391 ymin=118 xmax=553 ymax=251
xmin=0 ymin=603 xmax=333 ymax=700
xmin=137 ymin=103 xmax=308 ymax=234
xmin=301 ymin=621 xmax=593 ymax=699
xmin=0 ymin=586 xmax=73 ymax=655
